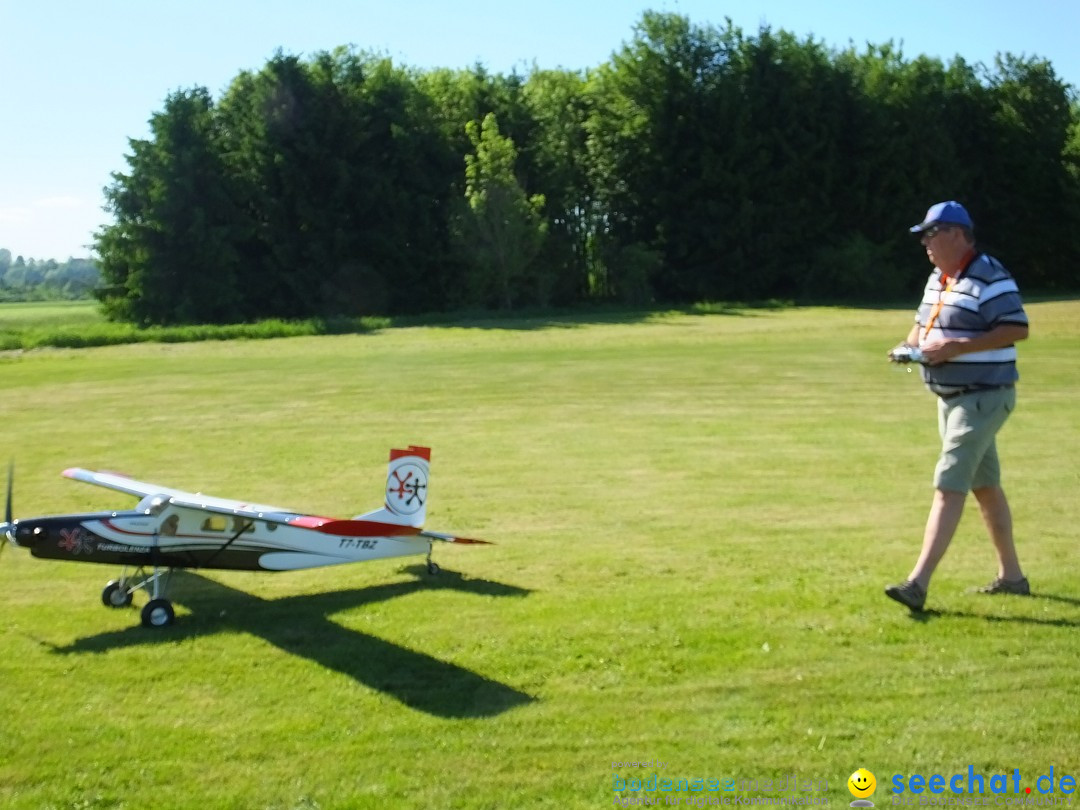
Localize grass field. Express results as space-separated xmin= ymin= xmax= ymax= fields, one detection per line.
xmin=1 ymin=301 xmax=1078 ymax=809
xmin=0 ymin=299 xmax=393 ymax=350
xmin=0 ymin=299 xmax=102 ymax=330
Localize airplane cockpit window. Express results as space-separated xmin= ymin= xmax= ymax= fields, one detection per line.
xmin=232 ymin=517 xmax=254 ymax=534
xmin=137 ymin=495 xmax=171 ymax=516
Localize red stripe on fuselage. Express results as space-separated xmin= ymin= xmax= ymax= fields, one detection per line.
xmin=287 ymin=516 xmax=421 ymax=537
xmin=96 ymin=516 xmax=419 ymax=539
xmin=98 ymin=520 xmax=156 ymax=538
xmin=287 ymin=515 xmax=335 ymax=529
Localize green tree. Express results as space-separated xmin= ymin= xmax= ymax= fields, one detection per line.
xmin=460 ymin=113 xmax=547 ymax=308
xmin=980 ymin=55 xmax=1079 ymax=288
xmin=218 ymin=49 xmax=460 ymax=318
xmin=522 ymin=68 xmax=597 ymax=304
xmin=215 ymin=52 xmax=344 ymax=319
xmin=43 ymin=258 xmax=100 ymax=297
xmin=95 ymin=87 xmax=244 ymax=324
xmin=586 ymin=12 xmax=773 ymax=302
xmin=1063 ymin=103 xmax=1080 ymax=287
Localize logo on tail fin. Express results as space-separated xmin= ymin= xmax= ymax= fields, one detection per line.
xmin=349 ymin=446 xmax=432 ymax=527
xmin=387 ymin=462 xmax=427 ymax=516
xmin=384 ymin=446 xmax=431 ymax=521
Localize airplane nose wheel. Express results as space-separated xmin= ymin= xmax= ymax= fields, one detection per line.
xmin=102 ymin=580 xmax=133 ymax=608
xmin=141 ymin=599 xmax=175 ymax=628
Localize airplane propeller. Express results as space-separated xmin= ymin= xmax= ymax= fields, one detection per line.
xmin=1 ymin=460 xmax=13 ymax=556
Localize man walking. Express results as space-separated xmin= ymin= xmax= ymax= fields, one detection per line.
xmin=885 ymin=201 xmax=1030 ymax=611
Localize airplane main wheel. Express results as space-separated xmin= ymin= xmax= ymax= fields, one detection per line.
xmin=427 ymin=561 xmax=440 ymax=576
xmin=141 ymin=599 xmax=175 ymax=628
xmin=102 ymin=580 xmax=133 ymax=608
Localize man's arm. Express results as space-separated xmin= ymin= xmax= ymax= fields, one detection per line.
xmin=920 ymin=323 xmax=1029 ymax=365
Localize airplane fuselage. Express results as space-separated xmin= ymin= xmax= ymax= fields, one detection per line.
xmin=10 ymin=507 xmax=431 ymax=572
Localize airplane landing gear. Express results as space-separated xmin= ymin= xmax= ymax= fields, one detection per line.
xmin=425 ymin=542 xmax=440 ymax=576
xmin=141 ymin=598 xmax=175 ymax=628
xmin=101 ymin=580 xmax=133 ymax=608
xmin=102 ymin=565 xmax=176 ymax=628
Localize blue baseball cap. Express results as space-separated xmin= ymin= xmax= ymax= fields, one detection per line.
xmin=909 ymin=201 xmax=974 ymax=233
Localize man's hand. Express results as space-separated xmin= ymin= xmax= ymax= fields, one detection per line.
xmin=918 ymin=339 xmax=961 ymax=366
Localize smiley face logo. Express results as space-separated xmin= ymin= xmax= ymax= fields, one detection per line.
xmin=848 ymin=769 xmax=876 ymax=799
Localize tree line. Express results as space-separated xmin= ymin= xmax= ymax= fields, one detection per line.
xmin=0 ymin=249 xmax=100 ymax=302
xmin=95 ymin=12 xmax=1080 ymax=325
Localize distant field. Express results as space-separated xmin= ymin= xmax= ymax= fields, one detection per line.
xmin=0 ymin=298 xmax=101 ymax=327
xmin=1 ymin=302 xmax=1078 ymax=809
xmin=0 ymin=299 xmax=112 ymax=350
xmin=0 ymin=300 xmax=392 ymax=350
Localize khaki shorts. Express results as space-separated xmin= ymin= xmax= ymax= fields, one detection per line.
xmin=934 ymin=386 xmax=1016 ymax=492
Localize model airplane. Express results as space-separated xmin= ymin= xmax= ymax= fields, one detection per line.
xmin=0 ymin=446 xmax=489 ymax=628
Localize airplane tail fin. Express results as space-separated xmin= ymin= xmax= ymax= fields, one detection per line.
xmin=352 ymin=446 xmax=431 ymax=528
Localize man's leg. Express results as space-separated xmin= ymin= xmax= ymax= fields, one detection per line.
xmin=908 ymin=488 xmax=967 ymax=589
xmin=972 ymin=485 xmax=1024 ymax=581
xmin=887 ymin=389 xmax=1010 ymax=609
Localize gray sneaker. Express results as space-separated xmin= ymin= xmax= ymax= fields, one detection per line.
xmin=977 ymin=576 xmax=1030 ymax=596
xmin=885 ymin=580 xmax=926 ymax=611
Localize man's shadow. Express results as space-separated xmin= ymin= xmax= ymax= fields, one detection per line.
xmin=49 ymin=566 xmax=535 ymax=718
xmin=903 ymin=591 xmax=1080 ymax=628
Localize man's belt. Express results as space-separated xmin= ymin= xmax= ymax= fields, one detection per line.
xmin=938 ymin=384 xmax=1014 ymax=401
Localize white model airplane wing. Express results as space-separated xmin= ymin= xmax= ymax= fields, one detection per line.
xmin=62 ymin=468 xmax=301 ymax=520
xmin=64 ymin=468 xmax=198 ymax=500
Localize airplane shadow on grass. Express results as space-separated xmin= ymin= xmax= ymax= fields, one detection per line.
xmin=49 ymin=565 xmax=535 ymax=719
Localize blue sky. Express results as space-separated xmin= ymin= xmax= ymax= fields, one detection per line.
xmin=2 ymin=0 xmax=1078 ymax=261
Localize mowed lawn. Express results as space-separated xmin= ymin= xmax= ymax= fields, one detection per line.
xmin=1 ymin=302 xmax=1078 ymax=809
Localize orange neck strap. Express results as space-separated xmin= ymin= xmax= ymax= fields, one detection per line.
xmin=922 ymin=250 xmax=977 ymax=341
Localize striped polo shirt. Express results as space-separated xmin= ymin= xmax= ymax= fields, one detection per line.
xmin=914 ymin=252 xmax=1028 ymax=394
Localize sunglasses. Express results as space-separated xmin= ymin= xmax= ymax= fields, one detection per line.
xmin=920 ymin=224 xmax=954 ymax=242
